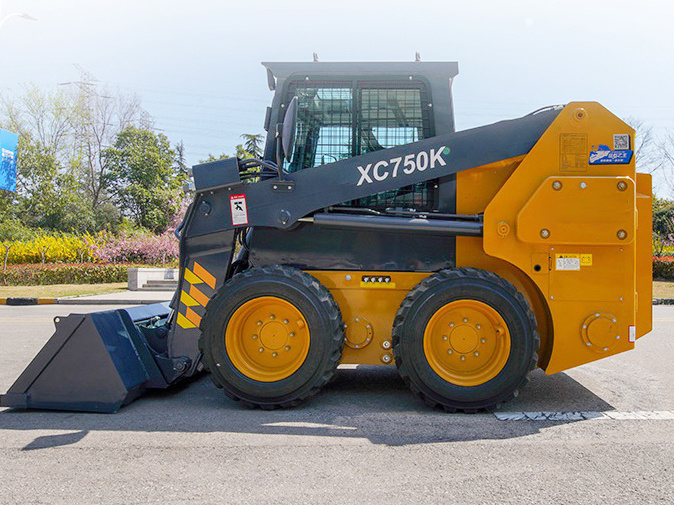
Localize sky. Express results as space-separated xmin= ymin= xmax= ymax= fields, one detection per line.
xmin=1 ymin=0 xmax=673 ymax=192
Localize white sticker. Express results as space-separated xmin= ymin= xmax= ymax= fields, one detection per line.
xmin=229 ymin=194 xmax=248 ymax=226
xmin=628 ymin=325 xmax=636 ymax=343
xmin=556 ymin=255 xmax=581 ymax=271
xmin=613 ymin=134 xmax=630 ymax=150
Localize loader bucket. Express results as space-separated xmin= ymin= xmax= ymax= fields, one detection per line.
xmin=0 ymin=303 xmax=185 ymax=413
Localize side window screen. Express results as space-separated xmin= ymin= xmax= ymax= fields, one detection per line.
xmin=285 ymin=81 xmax=434 ymax=211
xmin=359 ymin=88 xmax=425 ymax=153
xmin=287 ymin=86 xmax=352 ymax=172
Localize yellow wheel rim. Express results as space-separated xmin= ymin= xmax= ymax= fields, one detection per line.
xmin=225 ymin=296 xmax=310 ymax=382
xmin=423 ymin=300 xmax=511 ymax=386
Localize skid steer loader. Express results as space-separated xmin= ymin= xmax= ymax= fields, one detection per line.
xmin=1 ymin=61 xmax=653 ymax=413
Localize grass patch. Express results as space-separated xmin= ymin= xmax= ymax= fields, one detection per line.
xmin=653 ymin=281 xmax=674 ymax=299
xmin=0 ymin=282 xmax=127 ymax=299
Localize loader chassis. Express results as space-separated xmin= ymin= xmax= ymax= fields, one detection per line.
xmin=0 ymin=61 xmax=652 ymax=413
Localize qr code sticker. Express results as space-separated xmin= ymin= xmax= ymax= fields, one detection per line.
xmin=613 ymin=134 xmax=630 ymax=150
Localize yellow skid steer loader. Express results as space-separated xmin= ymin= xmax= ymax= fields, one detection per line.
xmin=1 ymin=61 xmax=652 ymax=413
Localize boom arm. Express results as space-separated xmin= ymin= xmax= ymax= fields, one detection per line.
xmin=189 ymin=107 xmax=561 ymax=233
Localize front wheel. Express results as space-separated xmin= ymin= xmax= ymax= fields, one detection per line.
xmin=392 ymin=268 xmax=539 ymax=412
xmin=199 ymin=265 xmax=344 ymax=409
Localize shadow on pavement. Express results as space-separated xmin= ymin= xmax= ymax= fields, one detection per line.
xmin=0 ymin=366 xmax=614 ymax=448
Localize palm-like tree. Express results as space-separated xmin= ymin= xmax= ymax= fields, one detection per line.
xmin=240 ymin=133 xmax=264 ymax=159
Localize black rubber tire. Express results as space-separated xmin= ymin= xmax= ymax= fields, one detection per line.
xmin=199 ymin=265 xmax=344 ymax=409
xmin=392 ymin=268 xmax=539 ymax=413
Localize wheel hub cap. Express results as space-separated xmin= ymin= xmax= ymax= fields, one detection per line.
xmin=423 ymin=299 xmax=511 ymax=386
xmin=225 ymin=296 xmax=310 ymax=382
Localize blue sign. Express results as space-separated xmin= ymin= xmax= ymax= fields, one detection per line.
xmin=0 ymin=128 xmax=19 ymax=192
xmin=589 ymin=144 xmax=633 ymax=165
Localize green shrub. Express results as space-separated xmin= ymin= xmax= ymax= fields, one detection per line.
xmin=0 ymin=263 xmax=127 ymax=286
xmin=653 ymin=259 xmax=674 ymax=281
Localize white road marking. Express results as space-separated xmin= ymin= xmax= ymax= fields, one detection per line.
xmin=262 ymin=422 xmax=357 ymax=430
xmin=495 ymin=411 xmax=674 ymax=421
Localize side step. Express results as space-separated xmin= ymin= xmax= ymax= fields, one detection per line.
xmin=0 ymin=303 xmax=189 ymax=413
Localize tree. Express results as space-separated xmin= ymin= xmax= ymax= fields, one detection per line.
xmin=653 ymin=197 xmax=674 ymax=257
xmin=199 ymin=153 xmax=229 ymax=164
xmin=105 ymin=127 xmax=186 ymax=233
xmin=658 ymin=131 xmax=674 ymax=198
xmin=240 ymin=133 xmax=264 ymax=158
xmin=624 ymin=117 xmax=660 ymax=175
xmin=11 ymin=135 xmax=96 ymax=232
xmin=0 ymin=76 xmax=148 ymax=232
xmin=0 ymin=218 xmax=32 ymax=270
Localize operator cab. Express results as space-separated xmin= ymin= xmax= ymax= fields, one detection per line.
xmin=249 ymin=61 xmax=461 ymax=272
xmin=262 ymin=61 xmax=459 ymax=212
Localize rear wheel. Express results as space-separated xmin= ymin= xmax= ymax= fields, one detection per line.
xmin=392 ymin=268 xmax=539 ymax=412
xmin=199 ymin=265 xmax=344 ymax=409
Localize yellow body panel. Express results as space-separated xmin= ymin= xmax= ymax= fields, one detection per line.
xmin=305 ymin=104 xmax=651 ymax=374
xmin=308 ymin=271 xmax=429 ymax=365
xmin=479 ymin=102 xmax=649 ymax=373
xmin=636 ymin=173 xmax=653 ymax=338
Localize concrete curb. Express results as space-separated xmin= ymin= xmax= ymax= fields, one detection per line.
xmin=0 ymin=297 xmax=170 ymax=306
xmin=0 ymin=297 xmax=56 ymax=306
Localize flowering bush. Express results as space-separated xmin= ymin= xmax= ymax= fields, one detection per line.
xmin=0 ymin=263 xmax=127 ymax=286
xmin=6 ymin=233 xmax=98 ymax=264
xmin=92 ymin=229 xmax=178 ymax=266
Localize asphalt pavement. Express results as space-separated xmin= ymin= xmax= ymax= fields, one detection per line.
xmin=0 ymin=303 xmax=672 ymax=505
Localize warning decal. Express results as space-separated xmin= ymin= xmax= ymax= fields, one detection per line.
xmin=556 ymin=254 xmax=581 ymax=271
xmin=555 ymin=253 xmax=593 ymax=271
xmin=560 ymin=133 xmax=588 ymax=172
xmin=229 ymin=194 xmax=248 ymax=226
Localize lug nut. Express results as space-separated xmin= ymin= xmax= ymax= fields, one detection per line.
xmin=381 ymin=354 xmax=392 ymax=363
xmin=460 ymin=356 xmax=466 ymax=361
xmin=283 ymin=319 xmax=289 ymax=324
xmin=474 ymin=352 xmax=480 ymax=357
xmin=463 ymin=318 xmax=468 ymax=323
xmin=480 ymin=338 xmax=486 ymax=343
xmin=447 ymin=349 xmax=453 ymax=354
xmin=252 ymin=334 xmax=258 ymax=340
xmin=285 ymin=346 xmax=291 ymax=351
xmin=540 ymin=229 xmax=550 ymax=239
xmin=259 ymin=347 xmax=264 ymax=353
xmin=289 ymin=332 xmax=295 ymax=337
xmin=272 ymin=352 xmax=278 ymax=357
xmin=382 ymin=340 xmax=392 ymax=349
xmin=476 ymin=324 xmax=481 ymax=329
xmin=270 ymin=314 xmax=275 ymax=320
xmin=442 ymin=335 xmax=448 ymax=340
xmin=449 ymin=322 xmax=455 ymax=327
xmin=257 ymin=321 xmax=263 ymax=326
